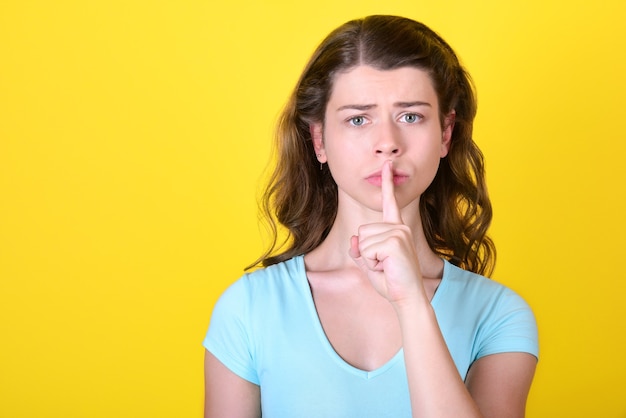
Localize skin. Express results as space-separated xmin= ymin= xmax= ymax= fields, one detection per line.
xmin=204 ymin=65 xmax=537 ymax=418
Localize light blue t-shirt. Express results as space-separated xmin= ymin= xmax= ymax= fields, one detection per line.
xmin=204 ymin=255 xmax=538 ymax=417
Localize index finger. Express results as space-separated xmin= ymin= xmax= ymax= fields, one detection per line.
xmin=382 ymin=160 xmax=402 ymax=224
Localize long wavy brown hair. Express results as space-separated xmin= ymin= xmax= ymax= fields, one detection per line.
xmin=249 ymin=15 xmax=495 ymax=276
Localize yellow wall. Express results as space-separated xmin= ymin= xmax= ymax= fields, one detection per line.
xmin=1 ymin=1 xmax=625 ymax=417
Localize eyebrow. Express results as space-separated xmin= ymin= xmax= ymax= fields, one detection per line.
xmin=336 ymin=101 xmax=432 ymax=111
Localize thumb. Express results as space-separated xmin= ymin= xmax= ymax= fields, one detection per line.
xmin=349 ymin=235 xmax=366 ymax=270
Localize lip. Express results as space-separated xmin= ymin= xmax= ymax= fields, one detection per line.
xmin=365 ymin=169 xmax=409 ymax=186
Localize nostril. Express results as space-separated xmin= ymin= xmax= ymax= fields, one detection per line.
xmin=375 ymin=148 xmax=400 ymax=154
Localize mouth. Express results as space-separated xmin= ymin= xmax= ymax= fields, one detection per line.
xmin=365 ymin=171 xmax=409 ymax=186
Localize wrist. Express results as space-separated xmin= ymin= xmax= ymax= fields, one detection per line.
xmin=391 ymin=290 xmax=432 ymax=319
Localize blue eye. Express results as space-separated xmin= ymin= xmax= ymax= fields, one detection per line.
xmin=349 ymin=116 xmax=366 ymax=126
xmin=402 ymin=113 xmax=420 ymax=123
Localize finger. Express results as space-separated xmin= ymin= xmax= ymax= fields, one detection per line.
xmin=382 ymin=160 xmax=402 ymax=224
xmin=349 ymin=235 xmax=372 ymax=272
xmin=348 ymin=235 xmax=361 ymax=260
xmin=350 ymin=234 xmax=386 ymax=272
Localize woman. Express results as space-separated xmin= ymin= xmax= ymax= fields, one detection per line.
xmin=204 ymin=15 xmax=538 ymax=418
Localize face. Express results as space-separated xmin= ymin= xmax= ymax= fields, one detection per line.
xmin=311 ymin=65 xmax=454 ymax=215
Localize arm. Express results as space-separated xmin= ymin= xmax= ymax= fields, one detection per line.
xmin=396 ymin=300 xmax=536 ymax=417
xmin=394 ymin=297 xmax=482 ymax=417
xmin=465 ymin=352 xmax=537 ymax=418
xmin=352 ymin=161 xmax=536 ymax=417
xmin=204 ymin=350 xmax=261 ymax=418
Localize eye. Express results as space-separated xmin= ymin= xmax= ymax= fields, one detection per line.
xmin=400 ymin=113 xmax=421 ymax=124
xmin=348 ymin=116 xmax=367 ymax=126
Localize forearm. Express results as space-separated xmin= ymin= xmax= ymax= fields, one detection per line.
xmin=396 ymin=299 xmax=482 ymax=418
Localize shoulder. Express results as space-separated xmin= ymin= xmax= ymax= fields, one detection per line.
xmin=204 ymin=256 xmax=309 ymax=384
xmin=440 ymin=260 xmax=529 ymax=309
xmin=245 ymin=255 xmax=305 ymax=284
xmin=241 ymin=255 xmax=304 ymax=292
xmin=213 ymin=256 xmax=306 ymax=314
xmin=436 ymin=260 xmax=539 ymax=359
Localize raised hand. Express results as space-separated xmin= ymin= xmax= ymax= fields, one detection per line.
xmin=349 ymin=160 xmax=424 ymax=305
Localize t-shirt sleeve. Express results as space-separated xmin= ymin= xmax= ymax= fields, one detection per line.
xmin=203 ymin=276 xmax=260 ymax=385
xmin=475 ymin=288 xmax=539 ymax=360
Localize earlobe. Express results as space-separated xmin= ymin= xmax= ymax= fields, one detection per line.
xmin=441 ymin=111 xmax=455 ymax=158
xmin=310 ymin=123 xmax=327 ymax=163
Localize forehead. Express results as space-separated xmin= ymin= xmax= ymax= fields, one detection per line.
xmin=328 ymin=65 xmax=438 ymax=106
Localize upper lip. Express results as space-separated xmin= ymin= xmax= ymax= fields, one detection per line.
xmin=365 ymin=168 xmax=409 ymax=179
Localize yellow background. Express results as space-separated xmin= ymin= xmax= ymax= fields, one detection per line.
xmin=1 ymin=1 xmax=625 ymax=417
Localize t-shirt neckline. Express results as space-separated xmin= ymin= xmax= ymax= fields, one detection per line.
xmin=293 ymin=255 xmax=451 ymax=380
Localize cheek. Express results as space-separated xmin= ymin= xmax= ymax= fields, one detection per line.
xmin=414 ymin=143 xmax=444 ymax=184
xmin=323 ymin=132 xmax=363 ymax=160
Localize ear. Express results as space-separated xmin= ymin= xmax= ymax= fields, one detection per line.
xmin=310 ymin=123 xmax=327 ymax=163
xmin=440 ymin=110 xmax=456 ymax=158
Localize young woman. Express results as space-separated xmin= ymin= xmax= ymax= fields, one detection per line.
xmin=204 ymin=15 xmax=538 ymax=418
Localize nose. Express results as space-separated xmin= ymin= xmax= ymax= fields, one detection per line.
xmin=374 ymin=123 xmax=402 ymax=156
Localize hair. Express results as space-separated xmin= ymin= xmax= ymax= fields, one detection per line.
xmin=249 ymin=15 xmax=495 ymax=276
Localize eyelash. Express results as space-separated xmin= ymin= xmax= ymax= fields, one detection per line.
xmin=346 ymin=113 xmax=423 ymax=126
xmin=348 ymin=116 xmax=367 ymax=126
xmin=400 ymin=113 xmax=422 ymax=123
